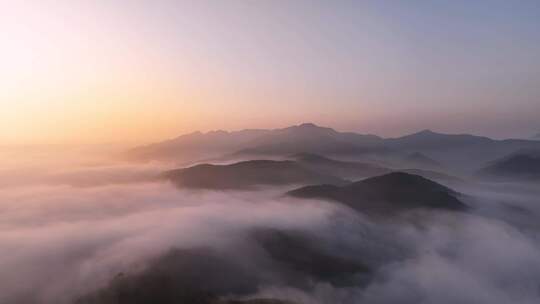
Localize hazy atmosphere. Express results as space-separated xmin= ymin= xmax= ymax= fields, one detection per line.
xmin=2 ymin=1 xmax=540 ymax=304
xmin=2 ymin=0 xmax=540 ymax=145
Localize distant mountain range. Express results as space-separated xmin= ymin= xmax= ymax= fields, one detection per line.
xmin=127 ymin=123 xmax=387 ymax=163
xmin=127 ymin=129 xmax=270 ymax=162
xmin=401 ymin=152 xmax=444 ymax=170
xmin=291 ymin=152 xmax=390 ymax=180
xmin=477 ymin=150 xmax=540 ymax=181
xmin=288 ymin=172 xmax=466 ymax=214
xmin=127 ymin=123 xmax=540 ymax=173
xmin=232 ymin=123 xmax=387 ymax=157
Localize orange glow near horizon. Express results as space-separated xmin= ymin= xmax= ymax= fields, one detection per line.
xmin=2 ymin=1 xmax=539 ymax=145
xmin=0 ymin=2 xmax=372 ymax=145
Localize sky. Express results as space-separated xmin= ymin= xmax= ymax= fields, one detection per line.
xmin=1 ymin=0 xmax=540 ymax=145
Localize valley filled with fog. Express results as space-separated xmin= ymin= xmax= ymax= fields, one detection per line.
xmin=2 ymin=124 xmax=540 ymax=304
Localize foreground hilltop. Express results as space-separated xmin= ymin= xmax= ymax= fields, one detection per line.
xmin=288 ymin=172 xmax=466 ymax=213
xmin=77 ymin=227 xmax=371 ymax=304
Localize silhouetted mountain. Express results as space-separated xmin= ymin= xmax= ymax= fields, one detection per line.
xmin=233 ymin=123 xmax=388 ymax=156
xmin=288 ymin=172 xmax=466 ymax=213
xmin=126 ymin=129 xmax=269 ymax=161
xmin=292 ymin=152 xmax=391 ymax=179
xmin=127 ymin=124 xmax=540 ymax=173
xmin=398 ymin=169 xmax=463 ymax=185
xmin=401 ymin=152 xmax=443 ymax=170
xmin=477 ymin=150 xmax=540 ymax=181
xmin=77 ymin=229 xmax=368 ymax=304
xmin=292 ymin=153 xmax=461 ymax=185
xmin=532 ymin=133 xmax=540 ymax=140
xmin=127 ymin=123 xmax=387 ymax=162
xmin=164 ymin=160 xmax=345 ymax=189
xmin=385 ymin=130 xmax=540 ymax=172
xmin=386 ymin=129 xmax=492 ymax=150
xmin=76 ymin=248 xmax=260 ymax=304
xmin=252 ymin=228 xmax=371 ymax=287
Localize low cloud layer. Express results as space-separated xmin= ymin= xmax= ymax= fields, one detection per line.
xmin=1 ymin=153 xmax=540 ymax=304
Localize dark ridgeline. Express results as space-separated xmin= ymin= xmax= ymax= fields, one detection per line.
xmin=127 ymin=123 xmax=540 ymax=173
xmin=232 ymin=123 xmax=389 ymax=157
xmin=163 ymin=160 xmax=346 ymax=189
xmin=288 ymin=172 xmax=466 ymax=214
xmin=477 ymin=150 xmax=540 ymax=181
xmin=126 ymin=129 xmax=270 ymax=162
xmin=163 ymin=154 xmax=462 ymax=190
xmin=292 ymin=152 xmax=391 ymax=179
xmin=75 ymin=248 xmax=260 ymax=304
xmin=401 ymin=152 xmax=444 ymax=170
xmin=290 ymin=153 xmax=462 ymax=185
xmin=76 ymin=228 xmax=373 ymax=304
xmin=252 ymin=228 xmax=371 ymax=287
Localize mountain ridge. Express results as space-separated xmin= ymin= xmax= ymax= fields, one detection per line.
xmin=477 ymin=149 xmax=540 ymax=181
xmin=288 ymin=172 xmax=466 ymax=214
xmin=126 ymin=123 xmax=540 ymax=172
xmin=163 ymin=159 xmax=346 ymax=189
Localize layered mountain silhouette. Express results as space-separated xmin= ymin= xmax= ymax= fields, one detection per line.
xmin=127 ymin=123 xmax=540 ymax=173
xmin=384 ymin=129 xmax=540 ymax=171
xmin=292 ymin=152 xmax=460 ymax=185
xmin=477 ymin=150 xmax=540 ymax=181
xmin=163 ymin=160 xmax=346 ymax=189
xmin=401 ymin=152 xmax=444 ymax=170
xmin=288 ymin=172 xmax=466 ymax=213
xmin=163 ymin=153 xmax=462 ymax=190
xmin=126 ymin=129 xmax=270 ymax=162
xmin=233 ymin=123 xmax=389 ymax=156
xmin=385 ymin=129 xmax=492 ymax=150
xmin=126 ymin=123 xmax=388 ymax=162
xmin=292 ymin=152 xmax=390 ymax=179
xmin=396 ymin=168 xmax=462 ymax=185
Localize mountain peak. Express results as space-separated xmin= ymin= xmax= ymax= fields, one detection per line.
xmin=477 ymin=150 xmax=540 ymax=181
xmin=296 ymin=122 xmax=325 ymax=129
xmin=299 ymin=122 xmax=318 ymax=127
xmin=292 ymin=152 xmax=331 ymax=162
xmin=206 ymin=130 xmax=228 ymax=136
xmin=357 ymin=171 xmax=449 ymax=190
xmin=280 ymin=123 xmax=337 ymax=135
xmin=416 ymin=129 xmax=437 ymax=135
xmin=288 ymin=172 xmax=466 ymax=213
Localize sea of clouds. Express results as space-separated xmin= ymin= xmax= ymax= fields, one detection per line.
xmin=1 ymin=148 xmax=540 ymax=304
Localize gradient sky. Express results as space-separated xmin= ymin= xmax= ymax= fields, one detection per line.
xmin=2 ymin=0 xmax=540 ymax=145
